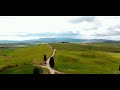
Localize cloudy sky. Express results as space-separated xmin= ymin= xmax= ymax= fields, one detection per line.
xmin=0 ymin=16 xmax=120 ymax=40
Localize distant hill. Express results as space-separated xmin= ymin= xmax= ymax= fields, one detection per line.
xmin=0 ymin=38 xmax=120 ymax=44
xmin=0 ymin=40 xmax=20 ymax=43
xmin=22 ymin=38 xmax=120 ymax=43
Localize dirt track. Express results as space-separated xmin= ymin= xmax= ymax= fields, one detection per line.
xmin=41 ymin=44 xmax=64 ymax=74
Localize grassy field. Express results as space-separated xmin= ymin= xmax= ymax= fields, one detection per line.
xmin=50 ymin=43 xmax=120 ymax=74
xmin=0 ymin=44 xmax=53 ymax=74
xmin=0 ymin=65 xmax=43 ymax=74
xmin=1 ymin=42 xmax=120 ymax=74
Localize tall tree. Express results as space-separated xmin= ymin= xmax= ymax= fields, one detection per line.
xmin=44 ymin=55 xmax=47 ymax=64
xmin=49 ymin=57 xmax=54 ymax=68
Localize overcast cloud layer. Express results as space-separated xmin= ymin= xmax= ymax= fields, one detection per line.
xmin=0 ymin=16 xmax=120 ymax=40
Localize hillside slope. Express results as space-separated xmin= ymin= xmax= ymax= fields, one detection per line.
xmin=50 ymin=43 xmax=120 ymax=74
xmin=0 ymin=44 xmax=53 ymax=74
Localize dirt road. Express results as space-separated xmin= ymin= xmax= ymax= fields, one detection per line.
xmin=41 ymin=44 xmax=64 ymax=74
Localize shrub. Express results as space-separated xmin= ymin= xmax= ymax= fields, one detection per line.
xmin=88 ymin=46 xmax=91 ymax=51
xmin=33 ymin=68 xmax=39 ymax=74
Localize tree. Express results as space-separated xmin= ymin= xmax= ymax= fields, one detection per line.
xmin=44 ymin=55 xmax=47 ymax=64
xmin=49 ymin=57 xmax=54 ymax=68
xmin=33 ymin=68 xmax=39 ymax=74
xmin=88 ymin=46 xmax=91 ymax=51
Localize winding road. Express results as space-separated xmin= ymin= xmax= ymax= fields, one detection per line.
xmin=41 ymin=43 xmax=64 ymax=74
xmin=46 ymin=48 xmax=56 ymax=74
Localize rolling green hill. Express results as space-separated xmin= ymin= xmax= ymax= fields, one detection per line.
xmin=1 ymin=42 xmax=120 ymax=74
xmin=0 ymin=44 xmax=53 ymax=74
xmin=50 ymin=43 xmax=120 ymax=74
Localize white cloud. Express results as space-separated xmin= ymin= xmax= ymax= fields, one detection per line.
xmin=0 ymin=36 xmax=40 ymax=41
xmin=0 ymin=16 xmax=120 ymax=40
xmin=70 ymin=16 xmax=95 ymax=23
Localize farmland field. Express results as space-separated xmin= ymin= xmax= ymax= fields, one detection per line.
xmin=49 ymin=43 xmax=120 ymax=74
xmin=1 ymin=42 xmax=120 ymax=74
xmin=0 ymin=44 xmax=53 ymax=74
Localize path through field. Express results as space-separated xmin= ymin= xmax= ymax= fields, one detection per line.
xmin=41 ymin=43 xmax=64 ymax=74
xmin=46 ymin=49 xmax=56 ymax=74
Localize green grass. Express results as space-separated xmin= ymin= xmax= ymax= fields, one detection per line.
xmin=0 ymin=44 xmax=53 ymax=74
xmin=90 ymin=42 xmax=120 ymax=47
xmin=0 ymin=64 xmax=43 ymax=74
xmin=50 ymin=43 xmax=120 ymax=74
xmin=50 ymin=43 xmax=120 ymax=52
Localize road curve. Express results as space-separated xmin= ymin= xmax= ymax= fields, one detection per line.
xmin=41 ymin=43 xmax=64 ymax=74
xmin=47 ymin=43 xmax=53 ymax=49
xmin=46 ymin=49 xmax=56 ymax=74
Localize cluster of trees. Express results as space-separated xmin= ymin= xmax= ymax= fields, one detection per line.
xmin=33 ymin=55 xmax=55 ymax=74
xmin=43 ymin=54 xmax=54 ymax=68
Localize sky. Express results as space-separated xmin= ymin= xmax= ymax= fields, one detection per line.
xmin=0 ymin=16 xmax=120 ymax=41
